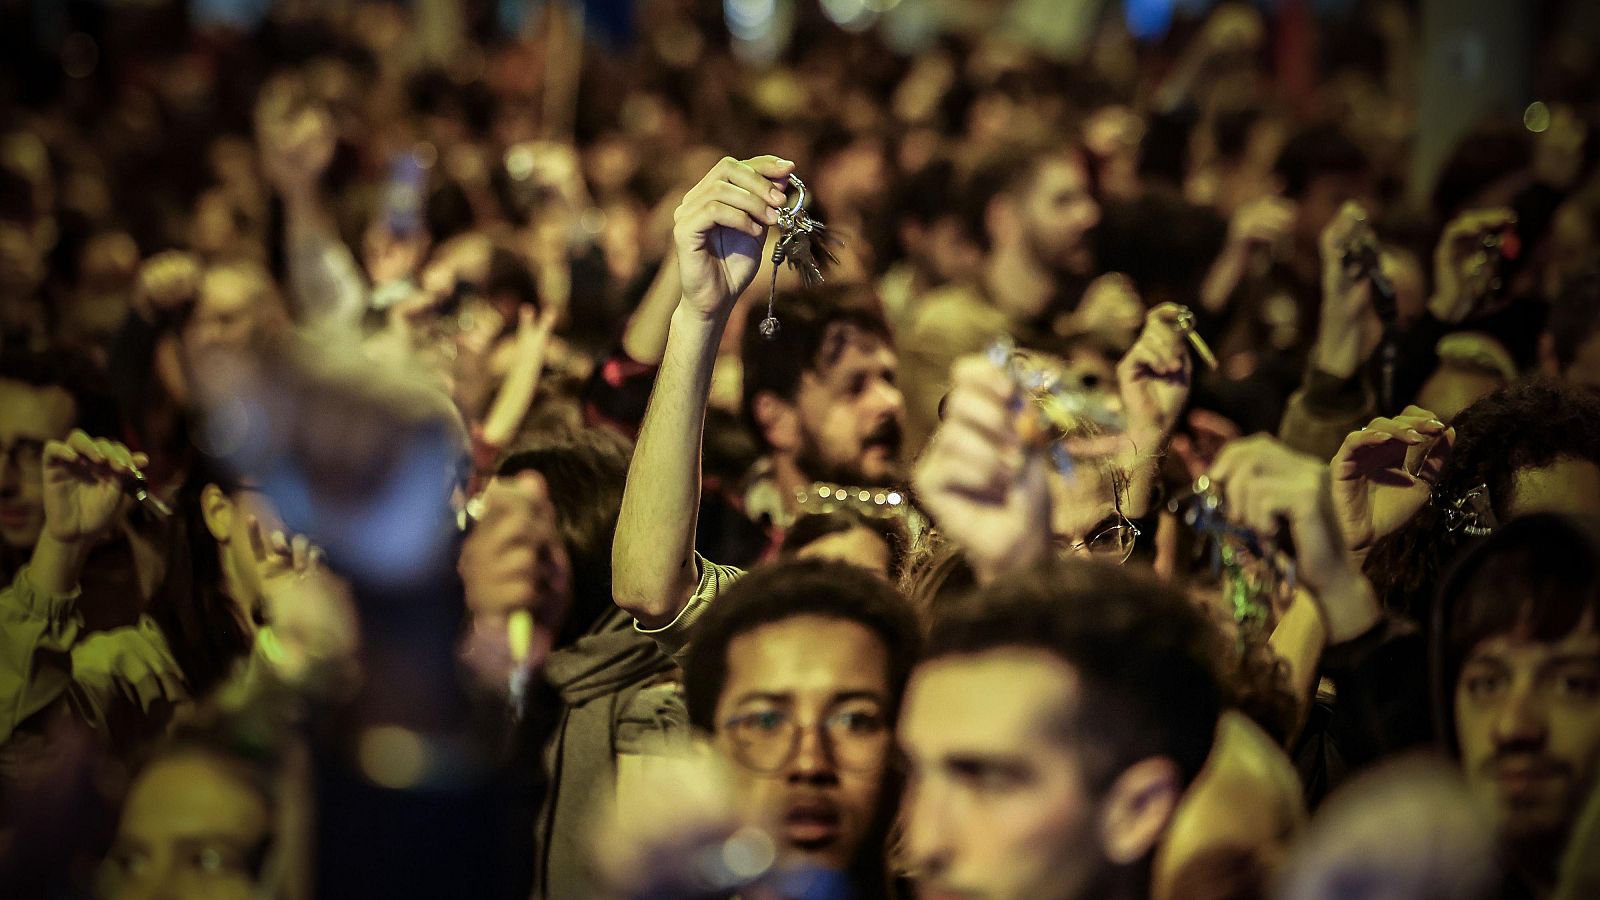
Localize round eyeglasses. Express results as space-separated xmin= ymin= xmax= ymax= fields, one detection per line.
xmin=721 ymin=706 xmax=892 ymax=775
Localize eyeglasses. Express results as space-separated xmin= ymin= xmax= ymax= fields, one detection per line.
xmin=0 ymin=438 xmax=46 ymax=477
xmin=1069 ymin=518 xmax=1141 ymax=563
xmin=721 ymin=705 xmax=891 ymax=775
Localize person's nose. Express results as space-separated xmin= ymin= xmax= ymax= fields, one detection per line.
xmin=1492 ymin=678 xmax=1549 ymax=750
xmin=902 ymin=778 xmax=955 ymax=882
xmin=786 ymin=722 xmax=839 ymax=785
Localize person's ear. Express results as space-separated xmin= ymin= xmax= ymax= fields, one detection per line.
xmin=1098 ymin=756 xmax=1183 ymax=866
xmin=200 ymin=483 xmax=235 ymax=543
xmin=753 ymin=391 xmax=801 ymax=454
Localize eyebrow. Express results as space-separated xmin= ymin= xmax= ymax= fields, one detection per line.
xmin=731 ymin=690 xmax=888 ymax=706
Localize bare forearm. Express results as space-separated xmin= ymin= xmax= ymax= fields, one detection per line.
xmin=612 ymin=303 xmax=724 ymax=627
xmin=621 ymin=255 xmax=682 ymax=367
xmin=481 ymin=338 xmax=549 ymax=449
xmin=283 ymin=191 xmax=366 ymax=331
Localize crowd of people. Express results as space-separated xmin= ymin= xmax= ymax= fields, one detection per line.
xmin=1 ymin=0 xmax=1599 ymax=897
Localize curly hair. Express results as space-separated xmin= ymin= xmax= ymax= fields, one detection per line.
xmin=1364 ymin=378 xmax=1600 ymax=625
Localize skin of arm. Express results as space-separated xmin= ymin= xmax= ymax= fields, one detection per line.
xmin=611 ymin=156 xmax=794 ymax=628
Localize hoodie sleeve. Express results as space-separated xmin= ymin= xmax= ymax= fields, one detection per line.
xmin=632 ymin=554 xmax=744 ymax=665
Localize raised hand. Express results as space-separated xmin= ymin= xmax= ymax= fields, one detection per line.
xmin=1428 ymin=208 xmax=1517 ymax=324
xmin=1118 ymin=303 xmax=1194 ymax=452
xmin=1229 ymin=195 xmax=1297 ymax=254
xmin=1208 ymin=434 xmax=1381 ymax=644
xmin=1330 ymin=406 xmax=1453 ymax=553
xmin=458 ymin=471 xmax=571 ymax=691
xmin=246 ymin=515 xmax=359 ymax=687
xmin=41 ymin=431 xmax=145 ymax=545
xmin=913 ymin=356 xmax=1051 ymax=583
xmin=132 ymin=250 xmax=202 ymax=325
xmin=672 ymin=155 xmax=795 ymax=322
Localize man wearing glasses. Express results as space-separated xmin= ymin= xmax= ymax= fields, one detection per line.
xmin=681 ymin=557 xmax=920 ymax=891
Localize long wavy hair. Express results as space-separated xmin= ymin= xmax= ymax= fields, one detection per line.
xmin=1363 ymin=378 xmax=1600 ymax=626
xmin=145 ymin=455 xmax=255 ymax=699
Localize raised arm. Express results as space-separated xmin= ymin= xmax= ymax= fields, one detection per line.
xmin=611 ymin=156 xmax=794 ymax=628
xmin=0 ymin=432 xmax=144 ymax=742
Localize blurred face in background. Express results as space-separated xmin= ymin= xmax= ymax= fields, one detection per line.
xmin=1019 ymin=155 xmax=1100 ymax=278
xmin=0 ymin=379 xmax=76 ymax=550
xmin=182 ymin=264 xmax=284 ymax=362
xmin=99 ymin=751 xmax=273 ymax=900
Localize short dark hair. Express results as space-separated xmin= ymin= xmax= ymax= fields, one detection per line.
xmin=1366 ymin=378 xmax=1600 ymax=624
xmin=1274 ymin=122 xmax=1370 ymax=199
xmin=779 ymin=508 xmax=909 ymax=578
xmin=924 ymin=560 xmax=1224 ymax=791
xmin=683 ymin=558 xmax=922 ymax=732
xmin=739 ymin=284 xmax=892 ymax=450
xmin=1434 ymin=513 xmax=1600 ymax=754
xmin=0 ymin=348 xmax=117 ymax=438
xmin=497 ymin=427 xmax=633 ymax=647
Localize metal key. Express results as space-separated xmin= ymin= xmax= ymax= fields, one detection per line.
xmin=1171 ymin=307 xmax=1219 ymax=370
xmin=759 ymin=174 xmax=839 ymax=340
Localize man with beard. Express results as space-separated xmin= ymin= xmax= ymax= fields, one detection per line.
xmin=738 ymin=284 xmax=906 ymax=532
xmin=614 ymin=155 xmax=907 ymax=643
xmin=900 ymin=140 xmax=1102 ymax=455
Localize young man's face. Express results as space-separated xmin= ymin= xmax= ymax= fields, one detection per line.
xmin=99 ymin=752 xmax=272 ymax=900
xmin=898 ymin=649 xmax=1105 ymax=900
xmin=712 ymin=615 xmax=895 ymax=873
xmin=793 ymin=328 xmax=905 ymax=487
xmin=1018 ymin=156 xmax=1100 ymax=278
xmin=0 ymin=379 xmax=76 ymax=550
xmin=1455 ymin=615 xmax=1600 ymax=854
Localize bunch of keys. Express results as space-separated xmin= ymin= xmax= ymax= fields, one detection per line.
xmin=758 ymin=174 xmax=840 ymax=340
xmin=1169 ymin=306 xmax=1219 ymax=370
xmin=1170 ymin=474 xmax=1296 ymax=632
xmin=987 ymin=337 xmax=1125 ymax=477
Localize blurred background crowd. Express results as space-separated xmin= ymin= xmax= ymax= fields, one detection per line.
xmin=2 ymin=0 xmax=1600 ymax=897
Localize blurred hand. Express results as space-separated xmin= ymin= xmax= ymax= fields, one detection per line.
xmin=1118 ymin=303 xmax=1193 ymax=451
xmin=132 ymin=250 xmax=202 ymax=324
xmin=41 ymin=431 xmax=144 ymax=544
xmin=363 ymin=222 xmax=430 ymax=287
xmin=1228 ymin=195 xmax=1296 ymax=254
xmin=1072 ymin=272 xmax=1145 ymax=335
xmin=458 ymin=472 xmax=571 ymax=689
xmin=1330 ymin=406 xmax=1453 ymax=553
xmin=673 ymin=155 xmax=794 ymax=322
xmin=1428 ymin=208 xmax=1516 ymax=324
xmin=1313 ymin=202 xmax=1382 ymax=378
xmin=1209 ymin=435 xmax=1381 ymax=643
xmin=913 ymin=356 xmax=1051 ymax=583
xmin=248 ymin=517 xmax=359 ymax=687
